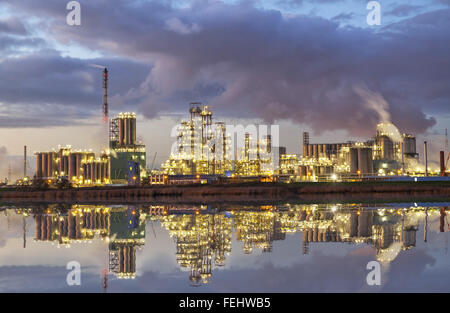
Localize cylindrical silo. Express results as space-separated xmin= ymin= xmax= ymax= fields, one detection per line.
xmin=130 ymin=116 xmax=136 ymax=146
xmin=119 ymin=116 xmax=125 ymax=146
xmin=42 ymin=153 xmax=48 ymax=178
xmin=349 ymin=148 xmax=359 ymax=174
xmin=36 ymin=153 xmax=43 ymax=178
xmin=358 ymin=147 xmax=373 ymax=174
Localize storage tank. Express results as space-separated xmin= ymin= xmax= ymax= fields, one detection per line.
xmin=36 ymin=153 xmax=43 ymax=178
xmin=42 ymin=153 xmax=48 ymax=178
xmin=349 ymin=148 xmax=359 ymax=174
xmin=358 ymin=147 xmax=373 ymax=174
xmin=379 ymin=135 xmax=394 ymax=160
xmin=119 ymin=117 xmax=124 ymax=146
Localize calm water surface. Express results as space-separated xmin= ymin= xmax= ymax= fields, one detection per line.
xmin=0 ymin=203 xmax=449 ymax=292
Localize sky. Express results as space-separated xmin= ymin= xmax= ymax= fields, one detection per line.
xmin=0 ymin=0 xmax=449 ymax=178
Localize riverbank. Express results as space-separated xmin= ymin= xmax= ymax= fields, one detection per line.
xmin=0 ymin=181 xmax=449 ymax=205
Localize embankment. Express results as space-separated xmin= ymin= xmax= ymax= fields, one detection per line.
xmin=0 ymin=181 xmax=449 ymax=204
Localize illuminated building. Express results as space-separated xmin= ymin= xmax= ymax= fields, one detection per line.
xmin=233 ymin=133 xmax=274 ymax=176
xmin=109 ymin=112 xmax=147 ymax=183
xmin=280 ymin=122 xmax=419 ymax=180
xmin=162 ymin=103 xmax=232 ymax=175
xmin=35 ymin=146 xmax=110 ymax=185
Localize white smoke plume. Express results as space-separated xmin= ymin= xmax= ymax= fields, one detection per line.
xmin=354 ymin=85 xmax=391 ymax=123
xmin=355 ymin=85 xmax=403 ymax=142
xmin=88 ymin=64 xmax=107 ymax=70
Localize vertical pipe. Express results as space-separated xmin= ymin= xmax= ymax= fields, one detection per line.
xmin=245 ymin=133 xmax=250 ymax=161
xmin=266 ymin=135 xmax=271 ymax=154
xmin=401 ymin=142 xmax=405 ymax=175
xmin=424 ymin=141 xmax=428 ymax=177
xmin=24 ymin=146 xmax=27 ymax=178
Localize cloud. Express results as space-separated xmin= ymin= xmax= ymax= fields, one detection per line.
xmin=385 ymin=4 xmax=423 ymax=17
xmin=0 ymin=52 xmax=151 ymax=127
xmin=332 ymin=12 xmax=355 ymax=22
xmin=1 ymin=1 xmax=449 ymax=137
xmin=0 ymin=17 xmax=28 ymax=35
xmin=165 ymin=17 xmax=201 ymax=35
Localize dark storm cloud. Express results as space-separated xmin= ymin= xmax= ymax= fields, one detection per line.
xmin=0 ymin=51 xmax=151 ymax=127
xmin=2 ymin=1 xmax=449 ymax=136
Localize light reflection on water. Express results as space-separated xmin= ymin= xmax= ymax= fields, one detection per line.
xmin=0 ymin=203 xmax=449 ymax=292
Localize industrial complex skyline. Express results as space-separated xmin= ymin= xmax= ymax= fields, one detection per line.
xmin=0 ymin=0 xmax=449 ymax=180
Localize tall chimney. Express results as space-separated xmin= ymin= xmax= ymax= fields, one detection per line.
xmin=24 ymin=145 xmax=27 ymax=178
xmin=103 ymin=68 xmax=108 ymax=122
xmin=440 ymin=151 xmax=446 ymax=176
xmin=424 ymin=141 xmax=428 ymax=177
xmin=245 ymin=133 xmax=250 ymax=161
xmin=401 ymin=142 xmax=405 ymax=175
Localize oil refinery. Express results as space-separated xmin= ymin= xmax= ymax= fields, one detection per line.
xmin=1 ymin=67 xmax=448 ymax=188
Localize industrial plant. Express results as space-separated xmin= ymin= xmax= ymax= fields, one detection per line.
xmin=27 ymin=106 xmax=450 ymax=186
xmin=1 ymin=66 xmax=448 ymax=188
xmin=161 ymin=103 xmax=273 ymax=177
xmin=32 ymin=68 xmax=147 ymax=186
xmin=279 ymin=121 xmax=430 ymax=181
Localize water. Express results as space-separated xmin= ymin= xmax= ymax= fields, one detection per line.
xmin=0 ymin=203 xmax=449 ymax=293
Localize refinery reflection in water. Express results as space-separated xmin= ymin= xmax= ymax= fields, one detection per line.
xmin=1 ymin=203 xmax=448 ymax=288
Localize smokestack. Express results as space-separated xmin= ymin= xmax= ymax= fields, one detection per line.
xmin=401 ymin=142 xmax=404 ymax=175
xmin=440 ymin=151 xmax=446 ymax=176
xmin=245 ymin=133 xmax=250 ymax=161
xmin=424 ymin=141 xmax=428 ymax=177
xmin=24 ymin=146 xmax=27 ymax=178
xmin=103 ymin=68 xmax=108 ymax=123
